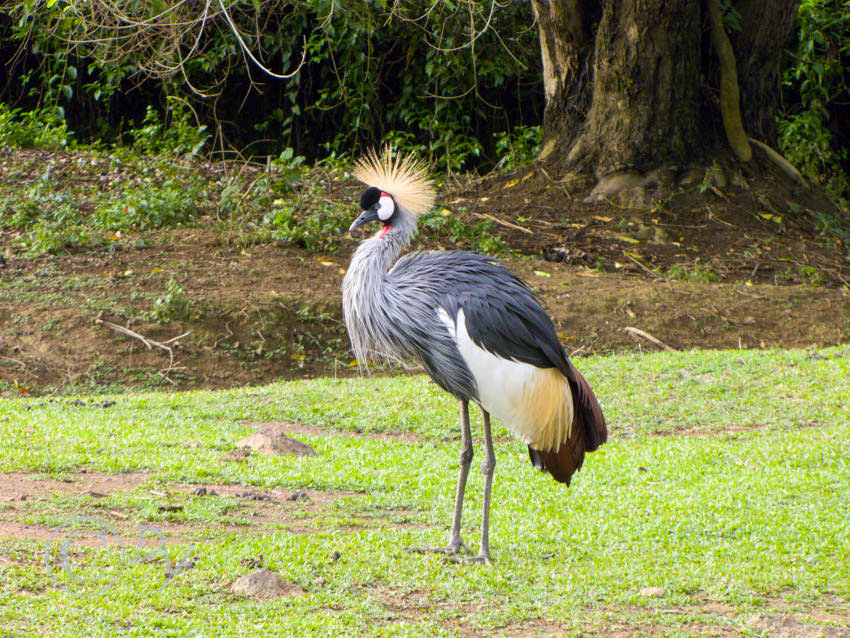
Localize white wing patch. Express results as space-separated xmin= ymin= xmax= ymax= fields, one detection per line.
xmin=437 ymin=307 xmax=574 ymax=451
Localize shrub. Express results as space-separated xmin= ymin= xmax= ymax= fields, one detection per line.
xmin=779 ymin=0 xmax=850 ymax=204
xmin=0 ymin=104 xmax=72 ymax=149
xmin=94 ymin=181 xmax=200 ymax=232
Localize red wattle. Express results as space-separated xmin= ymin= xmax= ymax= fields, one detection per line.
xmin=378 ymin=225 xmax=392 ymax=238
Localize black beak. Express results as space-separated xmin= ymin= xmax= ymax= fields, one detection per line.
xmin=349 ymin=204 xmax=380 ymax=232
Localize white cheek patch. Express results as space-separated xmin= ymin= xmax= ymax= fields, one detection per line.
xmin=376 ymin=195 xmax=395 ymax=221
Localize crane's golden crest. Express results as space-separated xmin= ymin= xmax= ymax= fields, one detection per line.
xmin=353 ymin=146 xmax=435 ymax=218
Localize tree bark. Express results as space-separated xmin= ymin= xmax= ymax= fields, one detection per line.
xmin=535 ymin=0 xmax=801 ymax=194
xmin=533 ymin=0 xmax=598 ymax=161
xmin=733 ymin=0 xmax=800 ymax=145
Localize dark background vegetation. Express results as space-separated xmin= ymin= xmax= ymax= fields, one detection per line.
xmin=0 ymin=1 xmax=543 ymax=171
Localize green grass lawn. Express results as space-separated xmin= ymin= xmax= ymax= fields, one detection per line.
xmin=1 ymin=347 xmax=848 ymax=636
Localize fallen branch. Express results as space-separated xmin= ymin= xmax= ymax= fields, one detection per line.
xmin=95 ymin=319 xmax=191 ymax=374
xmin=96 ymin=319 xmax=189 ymax=353
xmin=623 ymin=326 xmax=676 ymax=351
xmin=471 ymin=212 xmax=534 ymax=235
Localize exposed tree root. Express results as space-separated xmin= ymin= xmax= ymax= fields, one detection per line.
xmin=748 ymin=138 xmax=808 ymax=189
xmin=582 ymin=167 xmax=679 ymax=207
xmin=707 ymin=0 xmax=752 ymax=163
xmin=584 ymin=172 xmax=646 ymax=203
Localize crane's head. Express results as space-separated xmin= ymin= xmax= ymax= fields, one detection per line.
xmin=349 ymin=146 xmax=435 ymax=238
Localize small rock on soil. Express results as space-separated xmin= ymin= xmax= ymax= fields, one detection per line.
xmin=231 ymin=568 xmax=303 ymax=600
xmin=235 ymin=424 xmax=317 ymax=457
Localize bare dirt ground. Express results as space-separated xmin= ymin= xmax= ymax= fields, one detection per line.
xmin=2 ymin=153 xmax=849 ymax=395
xmin=0 ymin=469 xmax=354 ymax=546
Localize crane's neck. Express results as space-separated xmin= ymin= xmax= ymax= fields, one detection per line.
xmin=346 ymin=214 xmax=416 ymax=279
xmin=342 ymin=215 xmax=417 ymax=364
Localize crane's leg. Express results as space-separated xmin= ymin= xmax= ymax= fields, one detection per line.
xmin=407 ymin=400 xmax=473 ymax=557
xmin=454 ymin=409 xmax=495 ymax=565
xmin=477 ymin=410 xmax=496 ymax=564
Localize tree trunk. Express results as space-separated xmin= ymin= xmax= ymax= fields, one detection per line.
xmin=534 ymin=0 xmax=599 ymax=159
xmin=534 ymin=0 xmax=801 ymax=198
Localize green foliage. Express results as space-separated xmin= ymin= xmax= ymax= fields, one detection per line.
xmin=269 ymin=147 xmax=308 ymax=191
xmin=130 ymin=101 xmax=210 ymax=157
xmin=718 ymin=0 xmax=743 ymax=32
xmin=665 ymin=260 xmax=721 ymax=283
xmin=494 ymin=125 xmax=542 ymax=171
xmin=0 ymin=148 xmax=208 ymax=256
xmin=0 ymin=103 xmax=72 ymax=149
xmin=148 ymin=278 xmax=194 ymax=323
xmin=420 ymin=207 xmax=507 ymax=255
xmin=779 ymin=0 xmax=850 ymax=203
xmin=262 ymin=183 xmax=349 ymax=252
xmin=94 ymin=179 xmax=200 ymax=232
xmin=0 ymin=166 xmax=89 ymax=254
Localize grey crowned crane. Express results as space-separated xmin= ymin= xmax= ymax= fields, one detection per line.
xmin=342 ymin=148 xmax=607 ymax=564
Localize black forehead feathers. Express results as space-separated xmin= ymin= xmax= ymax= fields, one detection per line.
xmin=359 ymin=186 xmax=381 ymax=210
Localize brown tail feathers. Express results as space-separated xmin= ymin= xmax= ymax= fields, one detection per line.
xmin=529 ymin=363 xmax=607 ymax=485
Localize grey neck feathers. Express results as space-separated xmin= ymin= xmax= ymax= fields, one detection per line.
xmin=342 ymin=212 xmax=417 ymax=364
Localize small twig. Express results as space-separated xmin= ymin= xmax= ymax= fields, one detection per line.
xmin=709 ymin=185 xmax=730 ymax=202
xmin=161 ymin=332 xmax=192 ymax=347
xmin=157 ymin=371 xmax=178 ymax=386
xmin=705 ymin=205 xmax=735 ymax=228
xmin=471 ymin=212 xmax=533 ymax=235
xmin=624 ymin=253 xmax=659 ymax=278
xmin=623 ymin=326 xmax=676 ymax=351
xmin=0 ymin=354 xmax=27 ymax=369
xmin=569 ymin=346 xmax=588 ymax=358
xmin=97 ymin=320 xmax=151 ymax=349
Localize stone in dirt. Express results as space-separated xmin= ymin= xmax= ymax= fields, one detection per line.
xmin=236 ymin=424 xmax=317 ymax=457
xmin=639 ymin=586 xmax=665 ymax=598
xmin=221 ymin=448 xmax=253 ymax=463
xmin=235 ymin=490 xmax=272 ymax=502
xmin=231 ymin=569 xmax=303 ymax=600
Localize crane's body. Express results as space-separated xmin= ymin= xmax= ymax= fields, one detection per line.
xmin=342 ymin=148 xmax=607 ymax=564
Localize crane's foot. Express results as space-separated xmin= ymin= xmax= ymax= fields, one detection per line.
xmin=405 ymin=538 xmax=471 ymax=558
xmin=446 ymin=552 xmax=492 ymax=567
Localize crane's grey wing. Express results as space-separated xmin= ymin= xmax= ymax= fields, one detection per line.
xmin=390 ymin=251 xmax=607 ymax=458
xmin=393 ymin=251 xmax=568 ymax=372
xmin=380 ymin=253 xmax=478 ymax=400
